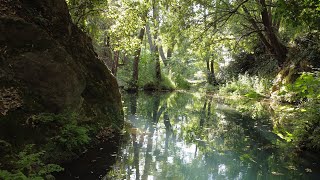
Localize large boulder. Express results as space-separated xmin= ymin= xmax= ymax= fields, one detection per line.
xmin=0 ymin=0 xmax=123 ymax=130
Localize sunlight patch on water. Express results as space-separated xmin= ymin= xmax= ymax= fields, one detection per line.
xmin=176 ymin=142 xmax=197 ymax=164
xmin=218 ymin=164 xmax=227 ymax=175
xmin=105 ymin=92 xmax=319 ymax=180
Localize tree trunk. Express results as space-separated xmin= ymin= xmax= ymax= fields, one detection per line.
xmin=132 ymin=27 xmax=145 ymax=90
xmin=259 ymin=0 xmax=287 ymax=65
xmin=153 ymin=0 xmax=161 ymax=83
xmin=159 ymin=45 xmax=167 ymax=66
xmin=242 ymin=5 xmax=274 ymax=52
xmin=155 ymin=47 xmax=161 ymax=83
xmin=243 ymin=2 xmax=287 ymax=66
xmin=210 ymin=59 xmax=218 ymax=85
xmin=146 ymin=24 xmax=155 ymax=52
xmin=167 ymin=47 xmax=173 ymax=59
xmin=146 ymin=23 xmax=167 ymax=67
xmin=206 ymin=55 xmax=218 ymax=85
xmin=165 ymin=38 xmax=175 ymax=66
xmin=112 ymin=51 xmax=119 ymax=76
xmin=206 ymin=56 xmax=211 ymax=84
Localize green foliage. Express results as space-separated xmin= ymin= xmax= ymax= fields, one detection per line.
xmin=272 ymin=71 xmax=320 ymax=151
xmin=278 ymin=0 xmax=320 ymax=30
xmin=272 ymin=100 xmax=320 ymax=151
xmin=294 ymin=102 xmax=320 ymax=150
xmin=0 ymin=145 xmax=63 ymax=180
xmin=117 ymin=50 xmax=175 ymax=90
xmin=32 ymin=112 xmax=91 ymax=152
xmin=55 ymin=124 xmax=91 ymax=151
xmin=289 ymin=72 xmax=320 ymax=100
xmin=159 ymin=74 xmax=175 ymax=90
xmin=0 ymin=112 xmax=93 ymax=179
xmin=292 ymin=32 xmax=320 ymax=65
xmin=219 ymin=74 xmax=271 ymax=97
xmin=175 ymin=74 xmax=191 ymax=90
xmin=137 ymin=52 xmax=156 ymax=87
xmin=0 ymin=112 xmax=99 ymax=179
xmin=244 ymin=90 xmax=262 ymax=99
xmin=69 ymin=0 xmax=320 ymax=157
xmin=223 ymin=45 xmax=279 ymax=80
xmin=0 ymin=170 xmax=27 ymax=180
xmin=28 ymin=112 xmax=77 ymax=125
xmin=107 ymin=0 xmax=149 ymax=54
xmin=278 ymin=71 xmax=320 ymax=102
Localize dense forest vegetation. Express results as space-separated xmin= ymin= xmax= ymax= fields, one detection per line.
xmin=68 ymin=0 xmax=320 ymax=149
xmin=1 ymin=0 xmax=320 ymax=179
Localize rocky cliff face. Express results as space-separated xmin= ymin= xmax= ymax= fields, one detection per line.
xmin=0 ymin=0 xmax=123 ymax=132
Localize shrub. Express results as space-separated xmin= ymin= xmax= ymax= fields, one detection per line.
xmin=0 ymin=144 xmax=63 ymax=180
xmin=278 ymin=71 xmax=320 ymax=102
xmin=175 ymin=74 xmax=191 ymax=90
xmin=160 ymin=74 xmax=176 ymax=90
xmin=219 ymin=73 xmax=271 ymax=97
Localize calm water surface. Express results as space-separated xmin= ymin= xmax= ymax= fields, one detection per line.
xmin=105 ymin=92 xmax=320 ymax=180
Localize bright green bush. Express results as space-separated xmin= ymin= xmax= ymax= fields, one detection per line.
xmin=117 ymin=50 xmax=176 ymax=90
xmin=219 ymin=73 xmax=271 ymax=97
xmin=159 ymin=74 xmax=176 ymax=90
xmin=138 ymin=52 xmax=156 ymax=87
xmin=278 ymin=71 xmax=320 ymax=102
xmin=175 ymin=74 xmax=191 ymax=90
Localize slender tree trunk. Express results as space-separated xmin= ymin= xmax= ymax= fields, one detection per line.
xmin=206 ymin=56 xmax=212 ymax=84
xmin=159 ymin=45 xmax=167 ymax=66
xmin=200 ymin=100 xmax=208 ymax=127
xmin=210 ymin=59 xmax=218 ymax=85
xmin=167 ymin=47 xmax=173 ymax=59
xmin=146 ymin=24 xmax=167 ymax=67
xmin=153 ymin=0 xmax=161 ymax=83
xmin=112 ymin=51 xmax=119 ymax=76
xmin=146 ymin=24 xmax=155 ymax=52
xmin=206 ymin=54 xmax=218 ymax=85
xmin=123 ymin=54 xmax=129 ymax=65
xmin=155 ymin=46 xmax=161 ymax=83
xmin=132 ymin=27 xmax=145 ymax=90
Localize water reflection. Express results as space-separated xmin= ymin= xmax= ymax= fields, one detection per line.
xmin=106 ymin=92 xmax=319 ymax=180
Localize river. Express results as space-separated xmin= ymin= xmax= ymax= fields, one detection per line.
xmin=59 ymin=91 xmax=320 ymax=179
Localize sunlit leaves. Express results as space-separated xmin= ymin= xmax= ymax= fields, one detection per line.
xmin=281 ymin=71 xmax=320 ymax=102
xmin=106 ymin=0 xmax=150 ymax=54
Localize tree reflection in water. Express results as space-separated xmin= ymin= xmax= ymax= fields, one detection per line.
xmin=106 ymin=92 xmax=319 ymax=180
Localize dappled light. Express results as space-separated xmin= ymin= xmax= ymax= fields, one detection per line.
xmin=106 ymin=92 xmax=320 ymax=179
xmin=1 ymin=0 xmax=320 ymax=179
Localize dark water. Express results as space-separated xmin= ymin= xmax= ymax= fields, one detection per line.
xmin=105 ymin=92 xmax=320 ymax=180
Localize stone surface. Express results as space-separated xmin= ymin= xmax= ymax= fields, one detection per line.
xmin=0 ymin=0 xmax=123 ymax=127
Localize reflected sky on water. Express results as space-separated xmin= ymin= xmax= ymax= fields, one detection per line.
xmin=106 ymin=92 xmax=320 ymax=180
